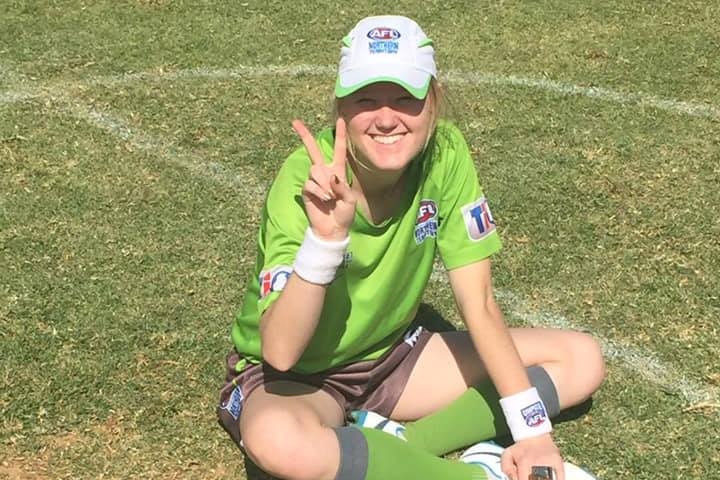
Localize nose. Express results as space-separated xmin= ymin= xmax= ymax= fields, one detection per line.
xmin=374 ymin=105 xmax=398 ymax=130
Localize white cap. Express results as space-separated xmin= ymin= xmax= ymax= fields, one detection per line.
xmin=335 ymin=15 xmax=437 ymax=99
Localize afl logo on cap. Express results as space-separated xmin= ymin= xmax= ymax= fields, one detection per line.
xmin=367 ymin=28 xmax=401 ymax=40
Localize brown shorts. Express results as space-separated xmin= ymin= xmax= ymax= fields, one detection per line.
xmin=217 ymin=325 xmax=433 ymax=448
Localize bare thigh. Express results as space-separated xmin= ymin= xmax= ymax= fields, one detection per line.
xmin=239 ymin=381 xmax=345 ymax=480
xmin=390 ymin=328 xmax=604 ymax=421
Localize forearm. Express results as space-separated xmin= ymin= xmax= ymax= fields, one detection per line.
xmin=450 ymin=261 xmax=553 ymax=442
xmin=463 ymin=300 xmax=532 ymax=396
xmin=260 ymin=227 xmax=349 ymax=371
xmin=259 ymin=273 xmax=328 ymax=371
xmin=448 ymin=261 xmax=531 ymax=395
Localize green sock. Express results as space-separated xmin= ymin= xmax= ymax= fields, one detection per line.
xmin=404 ymin=381 xmax=504 ymax=456
xmin=334 ymin=426 xmax=487 ymax=480
xmin=404 ymin=365 xmax=560 ymax=456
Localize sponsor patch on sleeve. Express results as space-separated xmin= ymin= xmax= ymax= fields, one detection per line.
xmin=258 ymin=265 xmax=292 ymax=299
xmin=460 ymin=197 xmax=496 ymax=241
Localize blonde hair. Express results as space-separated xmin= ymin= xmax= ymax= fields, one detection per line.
xmin=333 ymin=78 xmax=446 ymax=169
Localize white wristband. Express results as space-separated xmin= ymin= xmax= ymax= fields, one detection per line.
xmin=293 ymin=227 xmax=349 ymax=285
xmin=499 ymin=387 xmax=553 ymax=442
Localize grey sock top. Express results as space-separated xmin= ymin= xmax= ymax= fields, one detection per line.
xmin=333 ymin=426 xmax=369 ymax=480
xmin=527 ymin=365 xmax=561 ymax=418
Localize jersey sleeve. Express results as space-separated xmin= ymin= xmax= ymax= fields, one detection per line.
xmin=435 ymin=123 xmax=502 ymax=270
xmin=250 ymin=128 xmax=339 ymax=316
xmin=254 ymin=147 xmax=312 ymax=314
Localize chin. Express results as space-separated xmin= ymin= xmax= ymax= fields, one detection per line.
xmin=360 ymin=145 xmax=421 ymax=172
xmin=365 ymin=155 xmax=414 ymax=172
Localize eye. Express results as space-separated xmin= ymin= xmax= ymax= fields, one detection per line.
xmin=394 ymin=96 xmax=425 ymax=114
xmin=355 ymin=97 xmax=375 ymax=105
xmin=396 ymin=96 xmax=423 ymax=109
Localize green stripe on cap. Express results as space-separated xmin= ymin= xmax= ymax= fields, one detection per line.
xmin=335 ymin=75 xmax=432 ymax=100
xmin=418 ymin=38 xmax=433 ymax=48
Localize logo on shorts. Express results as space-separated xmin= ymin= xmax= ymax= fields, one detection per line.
xmin=521 ymin=401 xmax=548 ymax=427
xmin=461 ymin=197 xmax=496 ymax=241
xmin=414 ymin=199 xmax=438 ymax=244
xmin=222 ymin=386 xmax=244 ymax=420
xmin=403 ymin=326 xmax=423 ymax=347
xmin=259 ymin=265 xmax=292 ymax=299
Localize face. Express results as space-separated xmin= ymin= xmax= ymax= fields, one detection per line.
xmin=338 ymin=82 xmax=434 ymax=173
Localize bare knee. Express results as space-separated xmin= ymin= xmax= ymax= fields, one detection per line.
xmin=241 ymin=408 xmax=338 ymax=480
xmin=578 ymin=332 xmax=605 ymax=391
xmin=563 ymin=331 xmax=606 ymax=403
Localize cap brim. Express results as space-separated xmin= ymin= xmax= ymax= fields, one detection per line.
xmin=335 ymin=69 xmax=432 ymax=99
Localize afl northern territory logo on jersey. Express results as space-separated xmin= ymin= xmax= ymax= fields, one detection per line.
xmin=415 ymin=199 xmax=438 ymax=244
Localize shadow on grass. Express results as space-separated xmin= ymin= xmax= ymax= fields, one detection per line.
xmin=415 ymin=302 xmax=458 ymax=333
xmin=554 ymin=396 xmax=595 ymax=424
xmin=244 ymin=456 xmax=279 ymax=480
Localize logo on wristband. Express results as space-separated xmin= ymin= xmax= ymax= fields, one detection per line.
xmin=521 ymin=401 xmax=548 ymax=427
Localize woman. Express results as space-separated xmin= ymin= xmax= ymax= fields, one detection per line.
xmin=218 ymin=15 xmax=604 ymax=480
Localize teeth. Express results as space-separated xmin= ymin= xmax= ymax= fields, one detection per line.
xmin=372 ymin=134 xmax=403 ymax=145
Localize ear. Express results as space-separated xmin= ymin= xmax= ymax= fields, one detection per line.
xmin=335 ymin=97 xmax=347 ymax=118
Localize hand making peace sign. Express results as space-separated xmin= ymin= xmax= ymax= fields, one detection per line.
xmin=292 ymin=118 xmax=357 ymax=241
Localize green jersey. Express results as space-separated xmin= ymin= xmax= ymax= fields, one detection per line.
xmin=231 ymin=120 xmax=502 ymax=373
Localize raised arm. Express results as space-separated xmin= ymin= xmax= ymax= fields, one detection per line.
xmin=259 ymin=118 xmax=356 ymax=371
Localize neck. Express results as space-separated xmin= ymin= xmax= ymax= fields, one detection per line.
xmin=349 ymin=157 xmax=409 ymax=225
xmin=349 ymin=158 xmax=406 ymax=198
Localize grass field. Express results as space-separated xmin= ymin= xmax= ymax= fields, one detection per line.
xmin=1 ymin=1 xmax=719 ymax=479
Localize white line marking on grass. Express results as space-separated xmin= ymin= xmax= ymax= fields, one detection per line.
xmin=0 ymin=62 xmax=38 ymax=105
xmin=4 ymin=64 xmax=717 ymax=120
xmin=0 ymin=90 xmax=36 ymax=105
xmin=53 ymin=98 xmax=268 ymax=196
xmin=58 ymin=91 xmax=720 ymax=411
xmin=82 ymin=65 xmax=336 ymax=87
xmin=0 ymin=62 xmax=24 ymax=83
xmin=0 ymin=65 xmax=336 ymax=105
xmin=495 ymin=290 xmax=719 ymax=406
xmin=430 ymin=265 xmax=719 ymax=407
xmin=4 ymin=62 xmax=718 ymax=410
xmin=443 ymin=70 xmax=720 ymax=120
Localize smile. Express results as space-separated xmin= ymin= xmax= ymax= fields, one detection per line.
xmin=371 ymin=134 xmax=405 ymax=145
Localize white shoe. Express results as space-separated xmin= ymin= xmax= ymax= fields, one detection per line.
xmin=351 ymin=410 xmax=407 ymax=440
xmin=460 ymin=441 xmax=599 ymax=480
